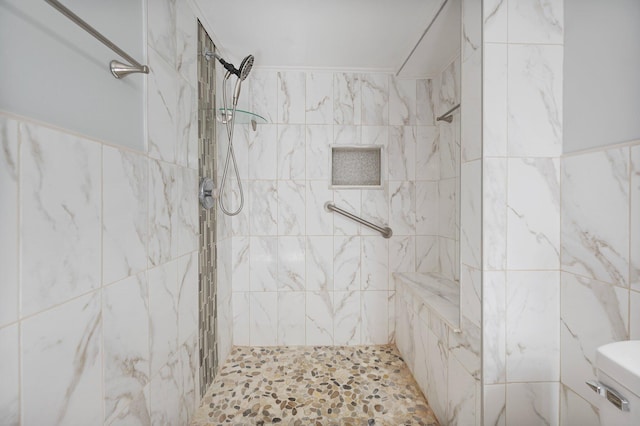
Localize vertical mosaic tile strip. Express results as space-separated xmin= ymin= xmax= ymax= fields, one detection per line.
xmin=198 ymin=22 xmax=218 ymax=397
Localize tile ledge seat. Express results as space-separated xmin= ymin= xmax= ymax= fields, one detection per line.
xmin=393 ymin=272 xmax=461 ymax=333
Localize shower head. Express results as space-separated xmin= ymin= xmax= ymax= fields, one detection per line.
xmin=205 ymin=51 xmax=254 ymax=80
xmin=237 ymin=55 xmax=254 ymax=81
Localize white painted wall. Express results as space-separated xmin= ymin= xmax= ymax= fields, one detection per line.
xmin=564 ymin=0 xmax=640 ymax=153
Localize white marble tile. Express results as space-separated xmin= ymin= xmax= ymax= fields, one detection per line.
xmin=631 ymin=145 xmax=640 ymax=291
xmin=508 ymin=44 xmax=563 ymax=157
xmin=560 ymin=384 xmax=600 ymax=426
xmin=507 ymin=158 xmax=560 ymax=270
xmin=249 ymin=180 xmax=278 ymax=235
xmin=462 ymin=0 xmax=481 ymax=61
xmin=0 ymin=324 xmax=19 ymax=426
xmin=460 ymin=266 xmax=481 ymax=328
xmin=176 ymin=79 xmax=197 ymax=169
xmin=147 ymin=0 xmax=176 ymax=67
xmin=306 ymin=236 xmax=333 ymax=292
xmin=361 ymin=74 xmax=389 ymax=125
xmin=149 ymin=358 xmax=181 ymax=426
xmin=460 ymin=160 xmax=481 ymax=270
xmin=506 ymin=271 xmax=559 ymax=382
xmin=277 ymin=180 xmax=305 ymax=235
xmin=103 ymin=146 xmax=148 ymax=286
xmin=390 ymin=78 xmax=416 ymax=125
xmin=416 ymin=79 xmax=435 ymax=125
xmin=560 ymin=272 xmax=629 ymax=407
xmin=306 ymin=291 xmax=334 ymax=345
xmin=483 ymin=43 xmax=508 ymax=158
xmin=148 ymin=159 xmax=178 ymax=266
xmin=148 ymin=48 xmax=177 ymax=163
xmin=633 ymin=290 xmax=640 ymax=340
xmin=438 ymin=123 xmax=458 ymax=182
xmin=232 ymin=292 xmax=250 ymax=346
xmin=103 ymin=273 xmax=150 ymax=424
xmin=175 ymin=0 xmax=196 ymax=85
xmin=508 ymin=0 xmax=563 ymax=44
xmin=361 ymin=184 xmax=389 ymax=236
xmin=506 ymin=382 xmax=559 ymax=426
xmin=0 ymin=117 xmax=18 ymax=327
xmin=249 ymin=236 xmax=278 ymax=291
xmin=562 ymin=148 xmax=629 ymax=287
xmin=439 ymin=237 xmax=458 ymax=282
xmin=277 ymin=292 xmax=306 ymax=345
xmin=105 ymin=388 xmax=150 ymax=425
xmin=306 ymin=180 xmax=333 ymax=235
xmin=230 ymin=181 xmax=250 ymax=236
xmin=277 ymin=236 xmax=305 ymax=291
xmin=223 ymin=125 xmax=249 ymax=181
xmin=388 ymin=126 xmax=416 ymax=181
xmin=277 ymin=125 xmax=305 ymax=180
xmin=249 ymin=70 xmax=277 ymax=124
xmin=361 ymin=291 xmax=388 ymax=345
xmin=438 ymin=56 xmax=460 ymax=113
xmin=416 ymin=126 xmax=439 ymax=180
xmin=389 ymin=181 xmax=416 ymax=236
xmin=415 ymin=181 xmax=438 ymax=236
xmin=148 ymin=260 xmax=178 ymax=376
xmin=409 ymin=301 xmax=428 ymax=389
xmin=334 ymin=291 xmax=362 ymax=345
xmin=484 ymin=384 xmax=506 ymax=426
xmin=277 ymin=71 xmax=306 ymax=124
xmin=334 ymin=73 xmax=362 ymax=125
xmin=178 ymin=334 xmax=198 ymax=423
xmin=483 ymin=0 xmax=507 ymax=43
xmin=305 ymin=73 xmax=333 ymax=124
xmin=250 ymin=292 xmax=278 ymax=346
xmin=305 ymin=125 xmax=331 ymax=180
xmin=361 ymin=125 xmax=389 ymax=149
xmin=447 ymin=356 xmax=477 ymax=426
xmin=388 ymin=291 xmax=396 ymax=343
xmin=333 ymin=189 xmax=361 ymax=235
xmin=177 ymin=167 xmax=198 ymax=256
xmin=461 ymin=50 xmax=482 ymax=163
xmin=438 ymin=178 xmax=457 ymax=239
xmin=482 ymin=271 xmax=506 ymax=384
xmin=361 ymin=237 xmax=389 ymax=291
xmin=427 ymin=327 xmax=449 ymax=423
xmin=20 ymin=123 xmax=101 ymax=317
xmin=416 ymin=236 xmax=439 ymax=273
xmin=248 ymin=124 xmax=277 ymax=180
xmin=22 ymin=292 xmax=102 ymax=425
xmin=232 ymin=236 xmax=250 ymax=292
xmin=334 ymin=236 xmax=360 ymax=292
xmin=390 ymin=236 xmax=416 ymax=283
xmin=395 ymin=286 xmax=416 ymax=370
xmin=482 ymin=158 xmax=507 ymax=270
xmin=177 ymin=252 xmax=198 ymax=343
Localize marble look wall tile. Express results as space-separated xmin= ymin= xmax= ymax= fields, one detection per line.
xmin=506 ymin=271 xmax=559 ymax=382
xmin=361 ymin=125 xmax=388 ymax=148
xmin=225 ymin=125 xmax=249 ymax=181
xmin=483 ymin=43 xmax=508 ymax=158
xmin=306 ymin=291 xmax=334 ymax=345
xmin=20 ymin=124 xmax=101 ymax=316
xmin=409 ymin=302 xmax=428 ymax=388
xmin=631 ymin=145 xmax=640 ymax=290
xmin=438 ymin=179 xmax=457 ymax=239
xmin=178 ymin=334 xmax=198 ymax=423
xmin=232 ymin=292 xmax=250 ymax=346
xmin=462 ymin=0 xmax=481 ymax=61
xmin=361 ymin=74 xmax=389 ymax=125
xmin=334 ymin=125 xmax=362 ymax=146
xmin=560 ymin=384 xmax=600 ymax=426
xmin=416 ymin=79 xmax=435 ymax=125
xmin=0 ymin=117 xmax=18 ymax=326
xmin=334 ymin=291 xmax=362 ymax=345
xmin=388 ymin=126 xmax=416 ymax=180
xmin=0 ymin=324 xmax=19 ymax=426
xmin=249 ymin=70 xmax=277 ymax=124
xmin=439 ymin=237 xmax=458 ymax=282
xmin=232 ymin=237 xmax=250 ymax=292
xmin=507 ymin=44 xmax=563 ymax=157
xmin=277 ymin=236 xmax=305 ymax=291
xmin=460 ymin=160 xmax=482 ymax=269
xmin=361 ymin=237 xmax=389 ymax=290
xmin=388 ymin=291 xmax=396 ymax=343
xmin=250 ymin=292 xmax=278 ymax=346
xmin=277 ymin=125 xmax=305 ymax=180
xmin=631 ymin=290 xmax=640 ymax=339
xmin=176 ymin=79 xmax=197 ymax=169
xmin=147 ymin=0 xmax=176 ymax=67
xmin=438 ymin=123 xmax=458 ymax=181
xmin=333 ymin=189 xmax=361 ymax=235
xmin=177 ymin=167 xmax=198 ymax=256
xmin=561 ymin=272 xmax=628 ymax=407
xmin=334 ymin=73 xmax=362 ymax=125
xmin=22 ymin=292 xmax=102 ymax=425
xmin=447 ymin=356 xmax=477 ymax=426
xmin=389 ymin=181 xmax=416 ymax=235
xmin=483 ymin=158 xmax=507 ymax=270
xmin=390 ymin=236 xmax=416 ymax=281
xmin=395 ymin=286 xmax=415 ymax=369
xmin=306 ymin=180 xmax=333 ymax=235
xmin=482 ymin=271 xmax=506 ymax=384
xmin=103 ymin=146 xmax=148 ymax=286
xmin=306 ymin=125 xmax=331 ymax=180
xmin=175 ymin=0 xmax=196 ymax=85
xmin=416 ymin=126 xmax=439 ymax=180
xmin=249 ymin=237 xmax=278 ymax=291
xmin=148 ymin=48 xmax=177 ymax=163
xmin=506 ymin=382 xmax=559 ymax=426
xmin=484 ymin=384 xmax=506 ymax=426
xmin=508 ymin=0 xmax=563 ymax=44
xmin=103 ymin=273 xmax=150 ymax=424
xmin=483 ymin=0 xmax=508 ymax=43
xmin=148 ymin=159 xmax=178 ymax=266
xmin=460 ymin=266 xmax=481 ymax=328
xmin=390 ymin=78 xmax=416 ymax=125
xmin=334 ymin=236 xmax=360 ymax=292
xmin=306 ymin=73 xmax=333 ymax=124
xmin=416 ymin=181 xmax=438 ymax=236
xmin=307 ymin=236 xmax=334 ymax=292
xmin=149 ymin=359 xmax=181 ymax=426
xmin=427 ymin=327 xmax=449 ymax=423
xmin=461 ymin=50 xmax=482 ymax=163
xmin=277 ymin=71 xmax=306 ymax=124
xmin=416 ymin=236 xmax=439 ymax=273
xmin=507 ymin=158 xmax=560 ymax=270
xmin=277 ymin=292 xmax=306 ymax=345
xmin=178 ymin=252 xmax=198 ymax=343
xmin=248 ymin=124 xmax=277 ymax=180
xmin=230 ymin=182 xmax=250 ymax=236
xmin=149 ymin=260 xmax=179 ymax=376
xmin=562 ymin=148 xmax=629 ymax=287
xmin=277 ymin=180 xmax=305 ymax=235
xmin=362 ymin=291 xmax=388 ymax=345
xmin=249 ymin=180 xmax=278 ymax=235
xmin=438 ymin=57 xmax=460 ymax=113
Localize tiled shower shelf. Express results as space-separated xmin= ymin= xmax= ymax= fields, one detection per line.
xmin=393 ymin=272 xmax=460 ymax=332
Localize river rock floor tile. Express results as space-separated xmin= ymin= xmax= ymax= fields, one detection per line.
xmin=192 ymin=345 xmax=438 ymax=425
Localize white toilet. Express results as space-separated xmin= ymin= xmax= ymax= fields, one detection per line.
xmin=589 ymin=340 xmax=640 ymax=425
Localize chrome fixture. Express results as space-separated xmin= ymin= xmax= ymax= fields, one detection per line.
xmin=204 ymin=50 xmax=255 ymax=216
xmin=199 ymin=177 xmax=216 ymax=210
xmin=324 ymin=202 xmax=393 ymax=239
xmin=45 ymin=0 xmax=149 ymax=79
xmin=436 ymin=104 xmax=461 ymax=123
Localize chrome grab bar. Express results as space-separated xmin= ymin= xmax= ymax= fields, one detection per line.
xmin=45 ymin=0 xmax=149 ymax=79
xmin=324 ymin=202 xmax=393 ymax=239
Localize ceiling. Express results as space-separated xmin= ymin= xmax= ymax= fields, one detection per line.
xmin=194 ymin=0 xmax=460 ymax=78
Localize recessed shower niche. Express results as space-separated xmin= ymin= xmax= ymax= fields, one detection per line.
xmin=330 ymin=145 xmax=384 ymax=188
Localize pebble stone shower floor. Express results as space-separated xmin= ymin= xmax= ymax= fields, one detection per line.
xmin=191 ymin=345 xmax=439 ymax=425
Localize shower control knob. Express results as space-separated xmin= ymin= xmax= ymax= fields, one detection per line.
xmin=199 ymin=177 xmax=216 ymax=210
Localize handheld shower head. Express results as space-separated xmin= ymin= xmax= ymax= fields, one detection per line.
xmin=237 ymin=55 xmax=254 ymax=81
xmin=205 ymin=51 xmax=254 ymax=81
